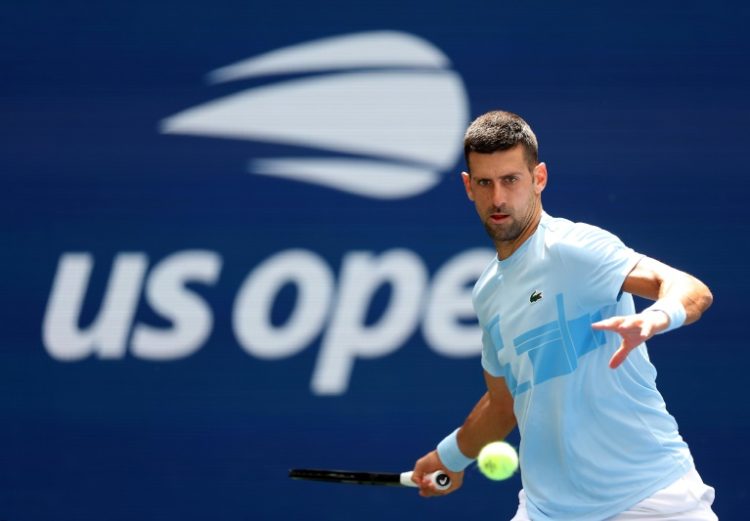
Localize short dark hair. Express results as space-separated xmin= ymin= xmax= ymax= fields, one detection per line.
xmin=463 ymin=111 xmax=538 ymax=171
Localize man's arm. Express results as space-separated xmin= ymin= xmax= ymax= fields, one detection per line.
xmin=592 ymin=256 xmax=713 ymax=368
xmin=411 ymin=370 xmax=516 ymax=497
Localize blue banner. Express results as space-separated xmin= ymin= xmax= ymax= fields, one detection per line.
xmin=2 ymin=1 xmax=747 ymax=519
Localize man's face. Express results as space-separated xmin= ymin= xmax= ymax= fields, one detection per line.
xmin=462 ymin=146 xmax=547 ymax=245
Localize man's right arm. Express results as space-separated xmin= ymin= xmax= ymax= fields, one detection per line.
xmin=412 ymin=371 xmax=517 ymax=497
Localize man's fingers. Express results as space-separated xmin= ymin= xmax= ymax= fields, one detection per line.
xmin=413 ymin=471 xmax=440 ymax=497
xmin=418 ymin=480 xmax=442 ymax=497
xmin=599 ymin=313 xmax=662 ymax=369
xmin=413 ymin=452 xmax=462 ymax=498
xmin=416 ymin=472 xmax=455 ymax=497
xmin=592 ymin=316 xmax=624 ymax=330
xmin=609 ymin=346 xmax=626 ymax=368
xmin=609 ymin=341 xmax=634 ymax=368
xmin=415 ymin=474 xmax=437 ymax=497
xmin=609 ymin=332 xmax=651 ymax=368
xmin=595 ymin=317 xmax=651 ymax=338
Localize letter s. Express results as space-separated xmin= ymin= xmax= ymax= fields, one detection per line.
xmin=130 ymin=250 xmax=222 ymax=360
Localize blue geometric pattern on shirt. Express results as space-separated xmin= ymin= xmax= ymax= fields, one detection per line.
xmin=484 ymin=314 xmax=530 ymax=395
xmin=483 ymin=293 xmax=606 ymax=396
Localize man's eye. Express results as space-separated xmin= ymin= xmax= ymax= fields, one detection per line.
xmin=477 ymin=179 xmax=490 ymax=186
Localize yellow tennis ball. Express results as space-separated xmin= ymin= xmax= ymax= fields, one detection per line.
xmin=477 ymin=441 xmax=518 ymax=480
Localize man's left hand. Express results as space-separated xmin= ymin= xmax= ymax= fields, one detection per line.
xmin=592 ymin=311 xmax=670 ymax=368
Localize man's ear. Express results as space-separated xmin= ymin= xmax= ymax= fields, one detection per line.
xmin=461 ymin=171 xmax=474 ymax=201
xmin=533 ymin=162 xmax=548 ymax=194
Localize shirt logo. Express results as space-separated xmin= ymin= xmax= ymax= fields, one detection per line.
xmin=529 ymin=290 xmax=543 ymax=303
xmin=159 ymin=31 xmax=469 ymax=199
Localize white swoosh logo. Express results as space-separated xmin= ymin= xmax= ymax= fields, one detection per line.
xmin=208 ymin=30 xmax=450 ymax=82
xmin=251 ymin=158 xmax=438 ymax=199
xmin=160 ymin=31 xmax=469 ymax=199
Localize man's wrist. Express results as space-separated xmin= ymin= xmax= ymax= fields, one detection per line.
xmin=436 ymin=428 xmax=475 ymax=472
xmin=644 ymin=297 xmax=686 ymax=334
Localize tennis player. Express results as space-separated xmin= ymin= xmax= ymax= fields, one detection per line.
xmin=411 ymin=111 xmax=717 ymax=520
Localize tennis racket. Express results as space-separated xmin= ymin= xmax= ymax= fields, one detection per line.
xmin=289 ymin=468 xmax=451 ymax=490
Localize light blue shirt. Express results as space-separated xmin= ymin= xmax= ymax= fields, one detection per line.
xmin=476 ymin=213 xmax=692 ymax=521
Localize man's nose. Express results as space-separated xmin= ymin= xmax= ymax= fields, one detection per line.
xmin=492 ymin=185 xmax=506 ymax=207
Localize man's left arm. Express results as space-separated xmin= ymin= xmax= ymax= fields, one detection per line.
xmin=592 ymin=256 xmax=713 ymax=368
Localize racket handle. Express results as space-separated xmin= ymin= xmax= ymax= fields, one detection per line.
xmin=400 ymin=470 xmax=451 ymax=491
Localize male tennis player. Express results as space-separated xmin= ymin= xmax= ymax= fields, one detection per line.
xmin=411 ymin=111 xmax=717 ymax=520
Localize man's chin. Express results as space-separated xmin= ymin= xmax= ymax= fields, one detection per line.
xmin=483 ymin=222 xmax=521 ymax=243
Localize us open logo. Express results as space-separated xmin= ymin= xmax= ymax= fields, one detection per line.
xmin=42 ymin=33 xmax=482 ymax=397
xmin=160 ymin=31 xmax=469 ymax=199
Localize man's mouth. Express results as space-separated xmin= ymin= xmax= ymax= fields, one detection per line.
xmin=489 ymin=213 xmax=509 ymax=224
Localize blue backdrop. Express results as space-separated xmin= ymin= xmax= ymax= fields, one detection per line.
xmin=2 ymin=1 xmax=748 ymax=519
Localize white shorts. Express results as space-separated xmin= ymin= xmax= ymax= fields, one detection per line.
xmin=510 ymin=467 xmax=717 ymax=521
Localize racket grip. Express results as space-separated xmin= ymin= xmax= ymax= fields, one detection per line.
xmin=400 ymin=470 xmax=451 ymax=491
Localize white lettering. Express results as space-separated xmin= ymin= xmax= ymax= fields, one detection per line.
xmin=43 ymin=247 xmax=488 ymax=395
xmin=423 ymin=248 xmax=492 ymax=356
xmin=43 ymin=253 xmax=148 ymax=361
xmin=312 ymin=249 xmax=427 ymax=395
xmin=233 ymin=249 xmax=333 ymax=359
xmin=131 ymin=251 xmax=222 ymax=360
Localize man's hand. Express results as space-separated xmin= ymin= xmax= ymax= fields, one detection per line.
xmin=592 ymin=310 xmax=670 ymax=369
xmin=411 ymin=450 xmax=464 ymax=497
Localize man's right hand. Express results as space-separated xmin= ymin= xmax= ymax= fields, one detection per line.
xmin=411 ymin=450 xmax=464 ymax=497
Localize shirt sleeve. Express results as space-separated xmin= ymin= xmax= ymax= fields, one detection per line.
xmin=554 ymin=223 xmax=643 ymax=312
